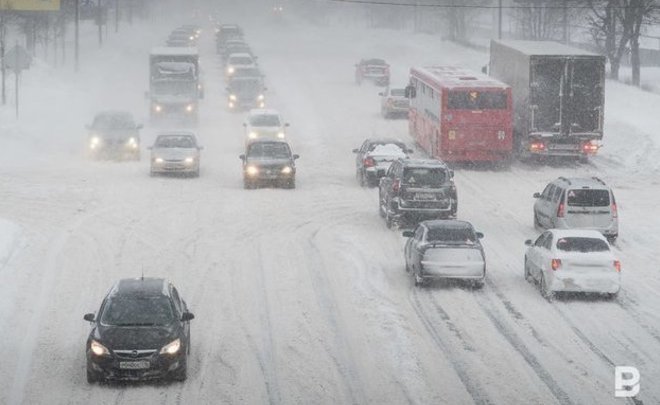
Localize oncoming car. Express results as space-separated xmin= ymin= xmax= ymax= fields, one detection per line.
xmin=149 ymin=132 xmax=203 ymax=177
xmin=225 ymin=53 xmax=258 ymax=78
xmin=243 ymin=108 xmax=289 ymax=144
xmin=240 ymin=139 xmax=299 ymax=189
xmin=83 ymin=278 xmax=195 ymax=383
xmin=86 ymin=111 xmax=142 ymax=161
xmin=524 ymin=229 xmax=621 ymax=300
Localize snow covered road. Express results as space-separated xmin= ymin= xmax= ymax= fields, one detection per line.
xmin=0 ymin=4 xmax=659 ymax=404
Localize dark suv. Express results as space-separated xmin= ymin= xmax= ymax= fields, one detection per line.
xmin=83 ymin=278 xmax=194 ymax=383
xmin=379 ymin=159 xmax=457 ymax=228
xmin=240 ymin=139 xmax=299 ymax=189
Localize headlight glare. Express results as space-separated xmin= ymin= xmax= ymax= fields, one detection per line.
xmin=248 ymin=132 xmax=258 ymax=139
xmin=155 ymin=157 xmax=164 ymax=163
xmin=277 ymin=132 xmax=285 ymax=139
xmin=160 ymin=338 xmax=181 ymax=355
xmin=246 ymin=166 xmax=259 ymax=176
xmin=227 ymin=66 xmax=235 ymax=74
xmin=90 ymin=340 xmax=110 ymax=356
xmin=257 ymin=94 xmax=264 ymax=101
xmin=154 ymin=104 xmax=162 ymax=113
xmin=281 ymin=166 xmax=292 ymax=174
xmin=229 ymin=94 xmax=237 ymax=101
xmin=185 ymin=157 xmax=194 ymax=164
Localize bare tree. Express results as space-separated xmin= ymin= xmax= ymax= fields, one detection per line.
xmin=443 ymin=0 xmax=491 ymax=43
xmin=628 ymin=0 xmax=660 ymax=86
xmin=511 ymin=0 xmax=566 ymax=40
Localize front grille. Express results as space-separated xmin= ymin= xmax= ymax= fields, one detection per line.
xmin=114 ymin=349 xmax=157 ymax=359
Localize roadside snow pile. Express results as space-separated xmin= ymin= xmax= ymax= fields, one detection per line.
xmin=0 ymin=219 xmax=20 ymax=268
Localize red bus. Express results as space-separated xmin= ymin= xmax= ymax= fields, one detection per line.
xmin=408 ymin=66 xmax=513 ymax=163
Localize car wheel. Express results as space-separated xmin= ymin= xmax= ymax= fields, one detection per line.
xmin=244 ymin=179 xmax=255 ymax=189
xmin=86 ymin=369 xmax=99 ymax=384
xmin=357 ymin=170 xmax=366 ymax=187
xmin=608 ymin=291 xmax=619 ymax=300
xmin=523 ymin=257 xmax=532 ymax=282
xmin=385 ymin=210 xmax=394 ymax=229
xmin=286 ymin=178 xmax=296 ymax=189
xmin=378 ymin=199 xmax=385 ymax=218
xmin=533 ymin=211 xmax=542 ymax=229
xmin=540 ymin=274 xmax=554 ymax=301
xmin=413 ymin=267 xmax=425 ymax=287
xmin=471 ymin=279 xmax=484 ymax=289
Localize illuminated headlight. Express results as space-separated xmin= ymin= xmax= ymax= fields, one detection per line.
xmin=277 ymin=132 xmax=285 ymax=139
xmin=127 ymin=137 xmax=138 ymax=149
xmin=257 ymin=94 xmax=265 ymax=101
xmin=89 ymin=136 xmax=101 ymax=149
xmin=229 ymin=102 xmax=235 ymax=108
xmin=160 ymin=338 xmax=181 ymax=355
xmin=154 ymin=104 xmax=163 ymax=113
xmin=281 ymin=166 xmax=292 ymax=174
xmin=90 ymin=340 xmax=110 ymax=357
xmin=248 ymin=132 xmax=258 ymax=139
xmin=189 ymin=36 xmax=195 ymax=41
xmin=154 ymin=157 xmax=164 ymax=163
xmin=185 ymin=104 xmax=194 ymax=113
xmin=227 ymin=66 xmax=235 ymax=74
xmin=229 ymin=94 xmax=237 ymax=101
xmin=184 ymin=157 xmax=195 ymax=164
xmin=497 ymin=130 xmax=506 ymax=140
xmin=246 ymin=166 xmax=259 ymax=176
xmin=259 ymin=102 xmax=265 ymax=108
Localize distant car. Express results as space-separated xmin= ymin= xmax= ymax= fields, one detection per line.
xmin=227 ymin=74 xmax=267 ymax=110
xmin=352 ymin=139 xmax=412 ymax=187
xmin=379 ymin=87 xmax=409 ymax=118
xmin=178 ymin=24 xmax=201 ymax=39
xmin=243 ymin=108 xmax=289 ymax=144
xmin=225 ymin=53 xmax=258 ymax=78
xmin=167 ymin=29 xmax=196 ymax=47
xmin=403 ymin=220 xmax=486 ymax=287
xmin=533 ymin=176 xmax=618 ymax=242
xmin=240 ymin=139 xmax=299 ymax=189
xmin=83 ymin=278 xmax=195 ymax=383
xmin=221 ymin=42 xmax=254 ymax=63
xmin=86 ymin=111 xmax=142 ymax=161
xmin=355 ymin=58 xmax=390 ymax=86
xmin=149 ymin=132 xmax=202 ymax=177
xmin=216 ymin=24 xmax=244 ymax=53
xmin=524 ymin=229 xmax=621 ymax=300
xmin=379 ymin=159 xmax=457 ymax=228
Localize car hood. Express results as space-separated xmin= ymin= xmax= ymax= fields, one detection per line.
xmin=152 ymin=148 xmax=198 ymax=160
xmin=248 ymin=126 xmax=282 ymax=134
xmin=95 ymin=324 xmax=179 ymax=351
xmin=89 ymin=129 xmax=138 ymax=139
xmin=152 ymin=95 xmax=196 ymax=104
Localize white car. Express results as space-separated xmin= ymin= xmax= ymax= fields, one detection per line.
xmin=149 ymin=131 xmax=203 ymax=177
xmin=226 ymin=53 xmax=258 ymax=77
xmin=524 ymin=229 xmax=621 ymax=300
xmin=243 ymin=109 xmax=289 ymax=143
xmin=379 ymin=87 xmax=409 ymax=118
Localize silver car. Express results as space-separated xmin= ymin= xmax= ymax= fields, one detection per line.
xmin=149 ymin=132 xmax=202 ymax=177
xmin=379 ymin=87 xmax=409 ymax=118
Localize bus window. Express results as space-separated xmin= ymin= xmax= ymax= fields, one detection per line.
xmin=447 ymin=91 xmax=507 ymax=110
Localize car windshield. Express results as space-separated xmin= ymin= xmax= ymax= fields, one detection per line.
xmin=232 ymin=68 xmax=261 ymax=78
xmin=402 ymin=168 xmax=447 ymax=187
xmin=247 ymin=143 xmax=291 ymax=159
xmin=155 ymin=135 xmax=195 ymax=148
xmin=250 ymin=114 xmax=281 ymax=127
xmin=230 ymin=56 xmax=253 ymax=65
xmin=92 ymin=113 xmax=135 ymax=130
xmin=390 ymin=89 xmax=405 ymax=96
xmin=567 ymin=189 xmax=610 ymax=207
xmin=556 ymin=237 xmax=610 ymax=252
xmin=100 ymin=296 xmax=176 ymax=326
xmin=230 ymin=79 xmax=262 ymax=94
xmin=152 ymin=80 xmax=196 ymax=97
xmin=364 ymin=59 xmax=386 ymax=65
xmin=427 ymin=227 xmax=476 ymax=243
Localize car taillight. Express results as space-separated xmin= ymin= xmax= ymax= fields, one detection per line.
xmin=363 ymin=157 xmax=375 ymax=167
xmin=557 ymin=202 xmax=565 ymax=218
xmin=611 ymin=202 xmax=618 ymax=218
xmin=582 ymin=141 xmax=599 ymax=154
xmin=614 ymin=260 xmax=621 ymax=272
xmin=551 ymin=259 xmax=561 ymax=271
xmin=530 ymin=142 xmax=546 ymax=152
xmin=387 ymin=98 xmax=394 ymax=106
xmin=392 ymin=179 xmax=400 ymax=192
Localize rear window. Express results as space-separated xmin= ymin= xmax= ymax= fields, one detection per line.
xmin=567 ymin=189 xmax=610 ymax=207
xmin=402 ymin=168 xmax=447 ymax=187
xmin=556 ymin=237 xmax=610 ymax=252
xmin=390 ymin=89 xmax=405 ymax=96
xmin=427 ymin=227 xmax=476 ymax=243
xmin=447 ymin=91 xmax=507 ymax=110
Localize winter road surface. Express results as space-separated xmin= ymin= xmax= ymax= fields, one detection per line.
xmin=0 ymin=7 xmax=659 ymax=405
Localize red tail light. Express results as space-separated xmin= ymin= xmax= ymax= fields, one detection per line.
xmin=557 ymin=202 xmax=565 ymax=218
xmin=614 ymin=260 xmax=621 ymax=272
xmin=530 ymin=142 xmax=546 ymax=152
xmin=363 ymin=157 xmax=375 ymax=167
xmin=392 ymin=179 xmax=400 ymax=192
xmin=582 ymin=141 xmax=599 ymax=155
xmin=551 ymin=259 xmax=561 ymax=271
xmin=611 ymin=202 xmax=618 ymax=218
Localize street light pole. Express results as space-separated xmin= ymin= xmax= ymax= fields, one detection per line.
xmin=498 ymin=0 xmax=503 ymax=40
xmin=75 ymin=0 xmax=79 ymax=71
xmin=115 ymin=0 xmax=119 ymax=33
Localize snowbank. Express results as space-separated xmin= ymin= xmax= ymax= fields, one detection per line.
xmin=0 ymin=219 xmax=20 ymax=268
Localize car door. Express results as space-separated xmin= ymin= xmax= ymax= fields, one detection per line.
xmin=529 ymin=232 xmax=549 ymax=279
xmin=170 ymin=286 xmax=190 ymax=343
xmin=356 ymin=140 xmax=368 ymax=171
xmin=536 ymin=184 xmax=555 ymax=227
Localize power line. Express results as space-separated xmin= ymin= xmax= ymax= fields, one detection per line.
xmin=319 ymin=0 xmax=644 ymax=10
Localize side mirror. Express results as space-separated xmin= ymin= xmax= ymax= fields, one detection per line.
xmin=284 ymin=123 xmax=290 ymax=127
xmin=402 ymin=231 xmax=414 ymax=238
xmin=449 ymin=170 xmax=455 ymax=178
xmin=476 ymin=232 xmax=484 ymax=239
xmin=136 ymin=124 xmax=143 ymax=130
xmin=292 ymin=154 xmax=300 ymax=160
xmin=352 ymin=148 xmax=359 ymax=153
xmin=181 ymin=312 xmax=195 ymax=321
xmin=83 ymin=313 xmax=95 ymax=322
xmin=533 ymin=192 xmax=541 ymax=198
xmin=239 ymin=154 xmax=246 ymax=160
xmin=524 ymin=239 xmax=533 ymax=246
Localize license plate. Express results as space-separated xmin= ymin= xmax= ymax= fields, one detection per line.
xmin=415 ymin=193 xmax=435 ymax=200
xmin=119 ymin=361 xmax=150 ymax=370
xmin=551 ymin=144 xmax=579 ymax=150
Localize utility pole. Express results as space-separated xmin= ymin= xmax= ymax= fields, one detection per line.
xmin=115 ymin=0 xmax=119 ymax=33
xmin=562 ymin=0 xmax=568 ymax=44
xmin=75 ymin=0 xmax=79 ymax=71
xmin=97 ymin=0 xmax=103 ymax=47
xmin=498 ymin=0 xmax=503 ymax=40
xmin=1 ymin=15 xmax=5 ymax=105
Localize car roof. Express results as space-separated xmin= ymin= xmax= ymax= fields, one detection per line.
xmin=400 ymin=158 xmax=449 ymax=169
xmin=362 ymin=58 xmax=387 ymax=65
xmin=422 ymin=219 xmax=474 ymax=230
xmin=248 ymin=108 xmax=280 ymax=116
xmin=110 ymin=278 xmax=169 ymax=298
xmin=365 ymin=138 xmax=406 ymax=145
xmin=553 ymin=176 xmax=609 ymax=189
xmin=93 ymin=110 xmax=135 ymax=120
xmin=248 ymin=138 xmax=290 ymax=146
xmin=156 ymin=131 xmax=196 ymax=137
xmin=228 ymin=52 xmax=253 ymax=59
xmin=549 ymin=229 xmax=608 ymax=240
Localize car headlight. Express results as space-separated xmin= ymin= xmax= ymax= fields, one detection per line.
xmin=154 ymin=157 xmax=164 ymax=163
xmin=248 ymin=132 xmax=258 ymax=139
xmin=257 ymin=94 xmax=264 ymax=101
xmin=160 ymin=338 xmax=181 ymax=355
xmin=90 ymin=340 xmax=110 ymax=356
xmin=186 ymin=104 xmax=194 ymax=113
xmin=229 ymin=94 xmax=237 ymax=101
xmin=154 ymin=104 xmax=162 ymax=113
xmin=89 ymin=136 xmax=101 ymax=149
xmin=246 ymin=166 xmax=259 ymax=176
xmin=281 ymin=166 xmax=292 ymax=174
xmin=277 ymin=132 xmax=285 ymax=139
xmin=228 ymin=101 xmax=235 ymax=108
xmin=227 ymin=66 xmax=235 ymax=74
xmin=189 ymin=36 xmax=195 ymax=41
xmin=185 ymin=157 xmax=195 ymax=164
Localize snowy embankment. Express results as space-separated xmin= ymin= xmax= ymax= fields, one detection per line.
xmin=0 ymin=219 xmax=20 ymax=268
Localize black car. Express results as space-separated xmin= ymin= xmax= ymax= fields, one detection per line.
xmin=83 ymin=278 xmax=194 ymax=383
xmin=352 ymin=138 xmax=413 ymax=187
xmin=240 ymin=139 xmax=299 ymax=189
xmin=215 ymin=24 xmax=244 ymax=53
xmin=379 ymin=159 xmax=457 ymax=228
xmin=86 ymin=111 xmax=142 ymax=161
